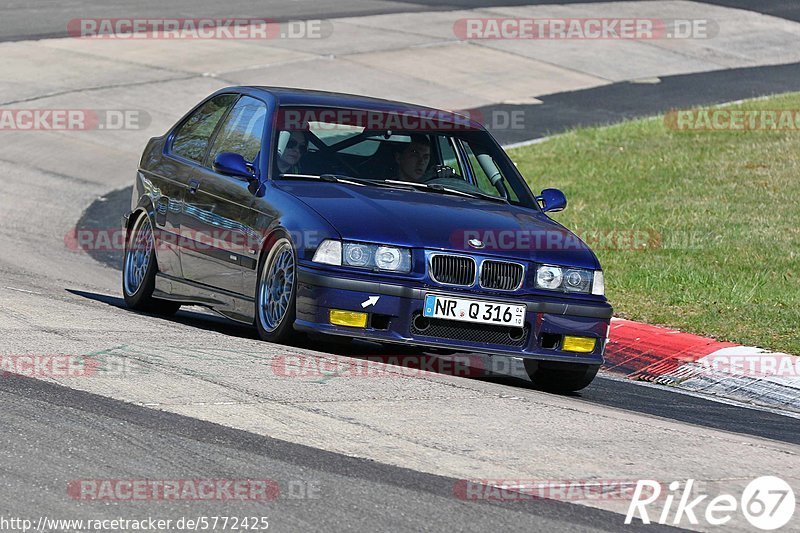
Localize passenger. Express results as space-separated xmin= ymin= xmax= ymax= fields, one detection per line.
xmin=276 ymin=130 xmax=309 ymax=174
xmin=393 ymin=134 xmax=431 ymax=182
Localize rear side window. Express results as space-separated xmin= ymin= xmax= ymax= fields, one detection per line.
xmin=207 ymin=96 xmax=267 ymax=165
xmin=171 ymin=94 xmax=237 ymax=163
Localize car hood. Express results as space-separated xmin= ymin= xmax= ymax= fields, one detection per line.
xmin=274 ymin=181 xmax=599 ymax=269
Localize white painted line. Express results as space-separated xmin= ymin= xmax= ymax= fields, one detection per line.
xmin=503 ymin=135 xmax=556 ymax=150
xmin=4 ymin=286 xmax=41 ymax=295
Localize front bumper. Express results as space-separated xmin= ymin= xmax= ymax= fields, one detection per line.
xmin=295 ymin=267 xmax=612 ymax=365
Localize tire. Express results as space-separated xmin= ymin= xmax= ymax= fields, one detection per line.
xmin=524 ymin=360 xmax=599 ymax=393
xmin=255 ymin=234 xmax=298 ymax=343
xmin=122 ymin=213 xmax=181 ymax=315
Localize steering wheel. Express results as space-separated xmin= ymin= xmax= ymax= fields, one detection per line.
xmin=420 ymin=164 xmax=460 ymax=183
xmin=421 ymin=164 xmax=509 ymax=200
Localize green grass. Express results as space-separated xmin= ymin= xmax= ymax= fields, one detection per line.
xmin=509 ymin=93 xmax=800 ymax=354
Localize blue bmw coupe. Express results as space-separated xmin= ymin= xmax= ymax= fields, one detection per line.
xmin=123 ymin=87 xmax=612 ymax=391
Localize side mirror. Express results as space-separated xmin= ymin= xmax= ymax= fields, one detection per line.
xmin=213 ymin=152 xmax=256 ymax=181
xmin=536 ymin=188 xmax=567 ymax=213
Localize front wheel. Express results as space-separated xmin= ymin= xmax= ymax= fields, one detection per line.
xmin=255 ymin=236 xmax=298 ymax=343
xmin=122 ymin=213 xmax=180 ymax=315
xmin=524 ymin=360 xmax=599 ymax=393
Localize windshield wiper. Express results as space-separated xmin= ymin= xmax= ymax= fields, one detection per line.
xmin=280 ymin=174 xmax=506 ymax=202
xmin=384 ymin=180 xmax=508 ymax=203
xmin=461 ymin=189 xmax=509 ymax=203
xmin=280 ymin=173 xmax=407 ymax=190
xmin=280 ymin=173 xmax=380 ymax=189
xmin=319 ymin=174 xmax=406 ymax=189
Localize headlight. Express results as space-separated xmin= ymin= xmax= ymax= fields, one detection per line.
xmin=563 ymin=269 xmax=591 ymax=293
xmin=344 ymin=243 xmax=371 ymax=267
xmin=375 ymin=246 xmax=404 ymax=271
xmin=313 ymin=240 xmax=411 ymax=273
xmin=535 ymin=265 xmax=563 ymax=290
xmin=535 ymin=264 xmax=602 ymax=295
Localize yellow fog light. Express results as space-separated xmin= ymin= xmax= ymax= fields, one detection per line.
xmin=562 ymin=336 xmax=596 ymax=353
xmin=329 ymin=309 xmax=368 ymax=328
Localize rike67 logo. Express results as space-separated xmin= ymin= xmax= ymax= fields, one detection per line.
xmin=626 ymin=476 xmax=795 ymax=530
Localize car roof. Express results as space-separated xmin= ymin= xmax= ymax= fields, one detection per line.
xmin=237 ymin=86 xmax=484 ymax=130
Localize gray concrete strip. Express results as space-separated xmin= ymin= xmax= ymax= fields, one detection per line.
xmin=20 ymin=0 xmax=777 ymax=44
xmin=342 ymin=41 xmax=608 ymax=105
xmin=41 ymin=36 xmax=318 ymax=76
xmin=0 ymin=0 xmax=434 ymax=43
xmin=0 ymin=41 xmax=195 ymax=104
xmin=340 ymin=1 xmax=800 ymax=76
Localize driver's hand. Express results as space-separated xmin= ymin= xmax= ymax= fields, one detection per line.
xmin=424 ymin=164 xmax=456 ymax=180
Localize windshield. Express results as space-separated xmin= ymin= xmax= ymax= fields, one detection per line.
xmin=272 ymin=106 xmax=536 ymax=207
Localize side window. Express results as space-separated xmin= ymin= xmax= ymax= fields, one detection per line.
xmin=461 ymin=141 xmax=519 ymax=201
xmin=171 ymin=94 xmax=236 ymax=163
xmin=207 ymin=96 xmax=267 ymax=166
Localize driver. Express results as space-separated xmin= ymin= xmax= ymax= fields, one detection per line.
xmin=393 ymin=134 xmax=431 ymax=182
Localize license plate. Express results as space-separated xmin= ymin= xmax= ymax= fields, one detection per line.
xmin=423 ymin=294 xmax=526 ymax=327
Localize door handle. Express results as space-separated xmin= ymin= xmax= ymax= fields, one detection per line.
xmin=188 ymin=179 xmax=200 ymax=194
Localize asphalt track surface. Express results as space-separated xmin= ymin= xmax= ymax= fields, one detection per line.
xmin=1 ymin=374 xmax=689 ymax=533
xmin=481 ymin=62 xmax=800 ymax=145
xmin=3 ymin=1 xmax=800 ymax=532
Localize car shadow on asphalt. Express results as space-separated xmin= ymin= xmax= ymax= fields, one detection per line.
xmin=65 ymin=288 xmax=560 ymax=393
xmin=66 ymin=288 xmax=260 ymax=339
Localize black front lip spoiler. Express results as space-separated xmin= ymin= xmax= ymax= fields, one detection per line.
xmin=298 ymin=270 xmax=613 ymax=319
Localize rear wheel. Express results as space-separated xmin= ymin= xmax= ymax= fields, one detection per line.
xmin=255 ymin=235 xmax=298 ymax=343
xmin=122 ymin=213 xmax=180 ymax=315
xmin=524 ymin=360 xmax=599 ymax=393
